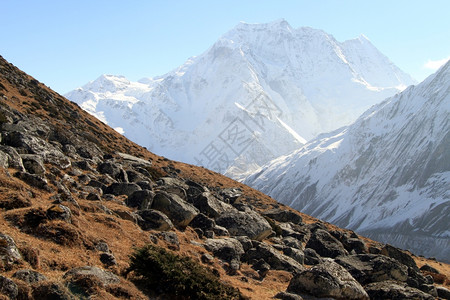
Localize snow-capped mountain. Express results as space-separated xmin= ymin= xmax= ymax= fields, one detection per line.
xmin=66 ymin=19 xmax=415 ymax=179
xmin=245 ymin=61 xmax=450 ymax=261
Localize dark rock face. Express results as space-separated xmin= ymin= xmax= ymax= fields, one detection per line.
xmin=364 ymin=280 xmax=434 ymax=300
xmin=215 ymin=209 xmax=272 ymax=241
xmin=190 ymin=192 xmax=233 ymax=218
xmin=273 ymin=291 xmax=304 ymax=300
xmin=335 ymin=254 xmax=408 ymax=284
xmin=306 ymin=229 xmax=348 ymax=258
xmin=104 ymin=182 xmax=141 ymax=196
xmin=136 ymin=209 xmax=174 ymax=231
xmin=420 ymin=264 xmax=439 ymax=274
xmin=287 ymin=259 xmax=369 ymax=300
xmin=381 ymin=244 xmax=418 ymax=270
xmin=46 ymin=204 xmax=72 ymax=223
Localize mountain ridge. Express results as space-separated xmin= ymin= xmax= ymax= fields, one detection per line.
xmin=66 ymin=20 xmax=415 ymax=179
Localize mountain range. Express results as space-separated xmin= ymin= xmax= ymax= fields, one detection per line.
xmin=245 ymin=61 xmax=450 ymax=262
xmin=65 ymin=19 xmax=415 ymax=179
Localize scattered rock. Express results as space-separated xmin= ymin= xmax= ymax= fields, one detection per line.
xmin=189 ymin=213 xmax=216 ymax=232
xmin=262 ymin=208 xmax=303 ymax=225
xmin=63 ymin=266 xmax=120 ymax=285
xmin=215 ymin=209 xmax=272 ymax=241
xmin=381 ymin=244 xmax=418 ymax=270
xmin=420 ymin=264 xmax=439 ymax=274
xmin=204 ymin=238 xmax=245 ymax=263
xmin=100 ymin=252 xmax=117 ymax=266
xmin=303 ymin=248 xmax=322 ymax=265
xmin=125 ymin=189 xmax=154 ymax=210
xmin=104 ymin=182 xmax=141 ymax=196
xmin=12 ymin=269 xmax=47 ymax=283
xmin=273 ymin=291 xmax=304 ymax=300
xmin=0 ymin=233 xmax=22 ymax=270
xmin=32 ymin=281 xmax=75 ymax=300
xmin=436 ymin=286 xmax=450 ymax=299
xmin=151 ymin=191 xmax=199 ymax=228
xmin=305 ymin=229 xmax=348 ymax=258
xmin=0 ymin=275 xmax=18 ymax=299
xmin=191 ymin=192 xmax=233 ymax=218
xmin=136 ymin=209 xmax=174 ymax=231
xmin=335 ymin=254 xmax=408 ymax=284
xmin=287 ymin=259 xmax=369 ymax=300
xmin=20 ymin=154 xmax=45 ymax=175
xmin=152 ymin=231 xmax=180 ymax=251
xmin=364 ymin=280 xmax=434 ymax=300
xmin=46 ymin=204 xmax=72 ymax=223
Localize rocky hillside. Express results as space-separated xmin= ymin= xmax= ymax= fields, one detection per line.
xmin=0 ymin=55 xmax=449 ymax=299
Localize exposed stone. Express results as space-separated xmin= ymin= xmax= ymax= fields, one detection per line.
xmin=201 ymin=253 xmax=214 ymax=264
xmin=0 ymin=233 xmax=22 ymax=270
xmin=262 ymin=208 xmax=303 ymax=225
xmin=335 ymin=254 xmax=408 ymax=284
xmin=152 ymin=231 xmax=180 ymax=251
xmin=436 ymin=286 xmax=450 ymax=299
xmin=116 ymin=152 xmax=151 ymax=167
xmin=0 ymin=275 xmax=18 ymax=299
xmin=235 ymin=236 xmax=253 ymax=252
xmin=420 ymin=264 xmax=439 ymax=274
xmin=287 ymin=259 xmax=369 ymax=300
xmin=381 ymin=244 xmax=419 ymax=270
xmin=282 ymin=236 xmax=304 ymax=250
xmin=189 ymin=213 xmax=216 ymax=231
xmin=136 ymin=209 xmax=174 ymax=231
xmin=344 ymin=237 xmax=368 ymax=254
xmin=0 ymin=146 xmax=25 ymax=171
xmin=104 ymin=182 xmax=141 ymax=196
xmin=305 ymin=229 xmax=348 ymax=258
xmin=213 ymin=225 xmax=230 ymax=237
xmin=243 ymin=242 xmax=304 ymax=274
xmin=215 ymin=209 xmax=272 ymax=241
xmin=100 ymin=252 xmax=117 ymax=266
xmin=204 ymin=238 xmax=245 ymax=263
xmin=151 ymin=191 xmax=199 ymax=228
xmin=282 ymin=247 xmax=304 ymax=265
xmin=303 ymin=248 xmax=322 ymax=265
xmin=12 ymin=269 xmax=47 ymax=283
xmin=191 ymin=192 xmax=234 ymax=218
xmin=15 ymin=171 xmax=51 ymax=191
xmin=63 ymin=266 xmax=120 ymax=285
xmin=32 ymin=281 xmax=75 ymax=300
xmin=20 ymin=154 xmax=45 ymax=175
xmin=273 ymin=291 xmax=303 ymax=300
xmin=219 ymin=188 xmax=242 ymax=204
xmin=125 ymin=189 xmax=154 ymax=210
xmin=46 ymin=204 xmax=72 ymax=223
xmin=364 ymin=280 xmax=434 ymax=300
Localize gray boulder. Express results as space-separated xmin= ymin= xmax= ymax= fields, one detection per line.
xmin=215 ymin=209 xmax=272 ymax=241
xmin=243 ymin=242 xmax=304 ymax=274
xmin=0 ymin=275 xmax=18 ymax=299
xmin=273 ymin=291 xmax=303 ymax=300
xmin=364 ymin=280 xmax=434 ymax=300
xmin=381 ymin=244 xmax=418 ymax=270
xmin=204 ymin=238 xmax=245 ymax=263
xmin=437 ymin=286 xmax=450 ymax=299
xmin=104 ymin=182 xmax=141 ymax=196
xmin=262 ymin=208 xmax=303 ymax=225
xmin=20 ymin=154 xmax=45 ymax=175
xmin=137 ymin=209 xmax=174 ymax=231
xmin=116 ymin=152 xmax=151 ymax=167
xmin=125 ymin=189 xmax=154 ymax=210
xmin=46 ymin=204 xmax=72 ymax=223
xmin=303 ymin=248 xmax=322 ymax=265
xmin=12 ymin=269 xmax=47 ymax=283
xmin=63 ymin=266 xmax=120 ymax=285
xmin=191 ymin=192 xmax=234 ymax=218
xmin=0 ymin=233 xmax=22 ymax=270
xmin=0 ymin=146 xmax=25 ymax=171
xmin=335 ymin=254 xmax=408 ymax=284
xmin=15 ymin=171 xmax=51 ymax=191
xmin=287 ymin=259 xmax=369 ymax=300
xmin=189 ymin=213 xmax=216 ymax=231
xmin=305 ymin=229 xmax=348 ymax=258
xmin=151 ymin=191 xmax=199 ymax=228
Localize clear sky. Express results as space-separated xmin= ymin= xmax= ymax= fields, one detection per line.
xmin=1 ymin=0 xmax=449 ymax=94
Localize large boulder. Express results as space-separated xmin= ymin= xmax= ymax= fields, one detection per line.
xmin=381 ymin=244 xmax=418 ymax=270
xmin=137 ymin=209 xmax=174 ymax=231
xmin=104 ymin=182 xmax=141 ymax=196
xmin=0 ymin=146 xmax=25 ymax=171
xmin=364 ymin=281 xmax=434 ymax=300
xmin=191 ymin=192 xmax=234 ymax=218
xmin=262 ymin=208 xmax=303 ymax=225
xmin=287 ymin=259 xmax=369 ymax=300
xmin=125 ymin=189 xmax=154 ymax=210
xmin=151 ymin=191 xmax=199 ymax=228
xmin=335 ymin=254 xmax=408 ymax=284
xmin=12 ymin=269 xmax=47 ymax=283
xmin=243 ymin=242 xmax=304 ymax=274
xmin=204 ymin=238 xmax=245 ymax=263
xmin=20 ymin=154 xmax=45 ymax=175
xmin=63 ymin=266 xmax=120 ymax=285
xmin=0 ymin=275 xmax=18 ymax=299
xmin=0 ymin=233 xmax=22 ymax=270
xmin=305 ymin=229 xmax=348 ymax=258
xmin=215 ymin=209 xmax=272 ymax=241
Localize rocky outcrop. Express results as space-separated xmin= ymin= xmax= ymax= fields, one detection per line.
xmin=364 ymin=281 xmax=434 ymax=300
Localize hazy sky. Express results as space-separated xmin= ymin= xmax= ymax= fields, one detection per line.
xmin=1 ymin=0 xmax=449 ymax=94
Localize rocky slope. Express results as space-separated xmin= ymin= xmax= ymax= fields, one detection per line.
xmin=245 ymin=61 xmax=450 ymax=263
xmin=66 ymin=20 xmax=415 ymax=179
xmin=0 ymin=56 xmax=449 ymax=299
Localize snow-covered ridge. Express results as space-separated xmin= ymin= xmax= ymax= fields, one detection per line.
xmin=65 ymin=20 xmax=415 ymax=179
xmin=244 ymin=61 xmax=450 ymax=261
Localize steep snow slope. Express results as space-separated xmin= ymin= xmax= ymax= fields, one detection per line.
xmin=66 ymin=20 xmax=415 ymax=179
xmin=245 ymin=61 xmax=450 ymax=261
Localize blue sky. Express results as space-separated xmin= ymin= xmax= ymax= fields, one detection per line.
xmin=1 ymin=0 xmax=449 ymax=94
